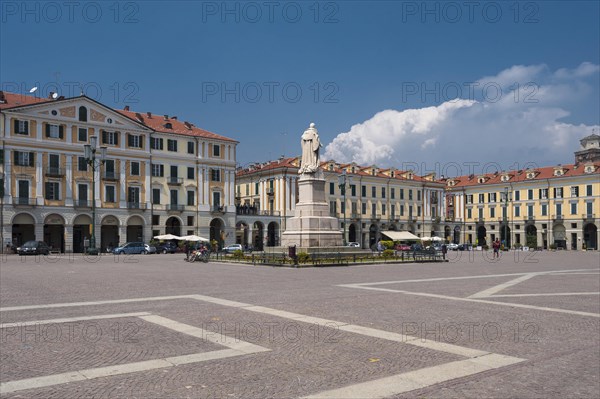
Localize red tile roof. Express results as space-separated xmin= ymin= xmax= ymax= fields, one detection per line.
xmin=0 ymin=91 xmax=53 ymax=110
xmin=445 ymin=162 xmax=600 ymax=189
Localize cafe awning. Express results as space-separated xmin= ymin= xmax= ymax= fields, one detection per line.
xmin=381 ymin=231 xmax=420 ymax=241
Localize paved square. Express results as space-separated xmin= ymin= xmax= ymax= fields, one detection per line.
xmin=1 ymin=251 xmax=598 ymax=398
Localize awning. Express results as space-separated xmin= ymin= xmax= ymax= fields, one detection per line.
xmin=381 ymin=231 xmax=420 ymax=241
xmin=153 ymin=234 xmax=182 ymax=240
xmin=179 ymin=235 xmax=210 ymax=242
xmin=421 ymin=236 xmax=443 ymax=241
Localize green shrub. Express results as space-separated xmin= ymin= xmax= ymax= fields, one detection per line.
xmin=382 ymin=249 xmax=395 ymax=258
xmin=549 ymin=243 xmax=557 ymax=250
xmin=297 ymin=252 xmax=310 ymax=263
xmin=381 ymin=240 xmax=394 ymax=250
xmin=232 ymin=249 xmax=244 ymax=259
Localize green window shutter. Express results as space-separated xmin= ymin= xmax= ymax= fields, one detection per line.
xmin=102 ymin=130 xmax=107 ymax=144
xmin=114 ymin=132 xmax=119 ymax=146
xmin=45 ymin=124 xmax=51 ymax=137
xmin=29 ymin=152 xmax=35 ymax=167
xmin=13 ymin=119 xmax=18 ymax=133
xmin=13 ymin=151 xmax=18 ymax=164
xmin=59 ymin=125 xmax=64 ymax=139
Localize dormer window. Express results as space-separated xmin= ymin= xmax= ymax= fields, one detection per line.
xmin=447 ymin=180 xmax=456 ymax=187
xmin=501 ymin=174 xmax=510 ymax=182
xmin=554 ymin=169 xmax=564 ymax=176
xmin=584 ymin=164 xmax=596 ymax=173
xmin=328 ymin=164 xmax=334 ymax=171
xmin=477 ymin=177 xmax=486 ymax=184
xmin=526 ymin=171 xmax=537 ymax=179
xmin=390 ymin=170 xmax=395 ymax=178
xmin=164 ymin=123 xmax=173 ymax=129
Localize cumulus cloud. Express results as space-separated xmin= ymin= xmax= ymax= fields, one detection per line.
xmin=323 ymin=62 xmax=599 ymax=176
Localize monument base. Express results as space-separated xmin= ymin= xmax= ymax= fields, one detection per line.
xmin=280 ymin=171 xmax=343 ymax=248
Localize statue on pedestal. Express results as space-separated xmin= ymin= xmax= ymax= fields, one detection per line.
xmin=299 ymin=123 xmax=322 ymax=174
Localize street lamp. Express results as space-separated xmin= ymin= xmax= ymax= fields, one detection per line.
xmin=338 ymin=170 xmax=353 ymax=246
xmin=0 ymin=172 xmax=4 ymax=253
xmin=83 ymin=136 xmax=107 ymax=255
xmin=501 ymin=187 xmax=512 ymax=249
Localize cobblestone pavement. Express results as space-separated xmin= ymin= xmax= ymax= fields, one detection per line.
xmin=1 ymin=250 xmax=598 ymax=398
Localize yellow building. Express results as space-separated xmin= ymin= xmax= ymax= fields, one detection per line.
xmin=0 ymin=91 xmax=237 ymax=252
xmin=235 ymin=157 xmax=445 ymax=249
xmin=444 ymin=134 xmax=599 ymax=250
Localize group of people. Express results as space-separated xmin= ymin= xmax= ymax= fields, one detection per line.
xmin=236 ymin=204 xmax=259 ymax=215
xmin=184 ymin=242 xmax=210 ymax=262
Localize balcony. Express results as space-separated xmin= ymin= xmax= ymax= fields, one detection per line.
xmin=351 ymin=213 xmax=361 ymax=220
xmin=526 ymin=215 xmax=535 ymax=222
xmin=371 ymin=213 xmax=381 ymax=220
xmin=582 ymin=213 xmax=596 ymax=221
xmin=167 ymin=204 xmax=184 ymax=212
xmin=14 ymin=197 xmax=36 ymax=206
xmin=211 ymin=205 xmax=225 ymax=214
xmin=73 ymin=199 xmax=91 ymax=208
xmin=45 ymin=167 xmax=65 ymax=177
xmin=167 ymin=177 xmax=183 ymax=185
xmin=552 ymin=214 xmax=563 ymax=222
xmin=102 ymin=171 xmax=120 ymax=181
xmin=127 ymin=202 xmax=147 ymax=210
xmin=266 ymin=188 xmax=275 ymax=196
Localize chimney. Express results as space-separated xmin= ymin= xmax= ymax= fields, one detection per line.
xmin=48 ymin=92 xmax=54 ymax=99
xmin=184 ymin=121 xmax=192 ymax=129
xmin=171 ymin=116 xmax=177 ymax=120
xmin=124 ymin=105 xmax=130 ymax=111
xmin=163 ymin=114 xmax=169 ymax=120
xmin=135 ymin=112 xmax=143 ymax=122
xmin=146 ymin=112 xmax=152 ymax=118
xmin=0 ymin=91 xmax=5 ymax=103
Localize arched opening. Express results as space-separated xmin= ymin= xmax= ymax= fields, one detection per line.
xmin=444 ymin=225 xmax=451 ymax=242
xmin=166 ymin=217 xmax=182 ymax=237
xmin=73 ymin=214 xmax=92 ymax=253
xmin=126 ymin=215 xmax=145 ymax=242
xmin=525 ymin=224 xmax=538 ymax=248
xmin=12 ymin=213 xmax=36 ymax=247
xmin=101 ymin=215 xmax=120 ymax=250
xmin=553 ymin=223 xmax=566 ymax=249
xmin=348 ymin=223 xmax=357 ymax=243
xmin=44 ymin=214 xmax=65 ymax=253
xmin=78 ymin=106 xmax=87 ymax=122
xmin=477 ymin=225 xmax=487 ymax=246
xmin=236 ymin=222 xmax=249 ymax=248
xmin=253 ymin=221 xmax=264 ymax=251
xmin=267 ymin=222 xmax=279 ymax=247
xmin=500 ymin=224 xmax=511 ymax=248
xmin=583 ymin=223 xmax=598 ymax=250
xmin=369 ymin=224 xmax=378 ymax=249
xmin=453 ymin=225 xmax=461 ymax=244
xmin=209 ymin=219 xmax=224 ymax=250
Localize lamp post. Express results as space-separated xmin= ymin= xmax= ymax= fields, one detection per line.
xmin=501 ymin=187 xmax=511 ymax=249
xmin=84 ymin=136 xmax=107 ymax=255
xmin=338 ymin=170 xmax=352 ymax=246
xmin=0 ymin=172 xmax=4 ymax=253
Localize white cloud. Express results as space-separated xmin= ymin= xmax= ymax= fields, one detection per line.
xmin=323 ymin=63 xmax=599 ymax=175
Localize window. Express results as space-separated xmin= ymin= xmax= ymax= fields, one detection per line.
xmin=213 ymin=144 xmax=221 ymax=157
xmin=211 ymin=169 xmax=221 ymax=182
xmin=187 ymin=216 xmax=194 ymax=226
xmin=539 ymin=188 xmax=548 ymax=200
xmin=76 ymin=156 xmax=87 ymax=172
xmin=400 ymin=189 xmax=404 ymax=200
xmin=554 ymin=187 xmax=563 ymax=199
xmin=351 ymin=184 xmax=356 ymax=196
xmin=587 ymin=202 xmax=593 ymax=215
xmin=102 ymin=130 xmax=119 ymax=145
xmin=570 ymin=202 xmax=577 ymax=215
xmin=515 ymin=205 xmax=520 ymax=217
xmin=167 ymin=139 xmax=178 ymax=152
xmin=187 ymin=190 xmax=195 ymax=206
xmin=341 ymin=201 xmax=346 ymax=214
xmin=391 ymin=204 xmax=395 ymax=217
xmin=381 ymin=187 xmax=386 ymax=199
xmin=170 ymin=165 xmax=178 ymax=178
xmin=187 ymin=167 xmax=194 ymax=179
xmin=382 ymin=204 xmax=386 ymax=215
xmin=14 ymin=151 xmax=34 ymax=167
xmin=371 ymin=187 xmax=376 ymax=198
xmin=330 ymin=201 xmax=337 ymax=215
xmin=478 ymin=193 xmax=485 ymax=203
xmin=78 ymin=106 xmax=87 ymax=122
xmin=127 ymin=187 xmax=140 ymax=205
xmin=151 ymin=137 xmax=163 ymax=150
xmin=371 ymin=203 xmax=376 ymax=216
xmin=417 ymin=191 xmax=421 ymax=201
xmin=570 ymin=186 xmax=579 ymax=197
xmin=361 ymin=202 xmax=367 ymax=214
xmin=78 ymin=128 xmax=87 ymax=142
xmin=128 ymin=134 xmax=142 ymax=148
xmin=466 ymin=195 xmax=473 ymax=204
xmin=541 ymin=204 xmax=547 ymax=216
xmin=409 ymin=190 xmax=413 ymax=200
xmin=467 ymin=208 xmax=472 ymax=219
xmin=409 ymin=205 xmax=413 ymax=218
xmin=490 ymin=207 xmax=495 ymax=218
xmin=104 ymin=185 xmax=117 ymax=203
xmin=170 ymin=190 xmax=178 ymax=205
xmin=400 ymin=205 xmax=404 ymax=216
xmin=152 ymin=164 xmax=164 ymax=177
xmin=488 ymin=192 xmax=497 ymax=202
xmin=45 ymin=182 xmax=60 ymax=200
xmin=330 ymin=182 xmax=335 ymax=195
xmin=556 ymin=203 xmax=562 ymax=216
xmin=527 ymin=205 xmax=534 ymax=217
xmin=152 ymin=215 xmax=160 ymax=225
xmin=391 ymin=188 xmax=395 ymax=199
xmin=418 ymin=206 xmax=422 ymax=217
xmin=14 ymin=119 xmax=29 ymax=134
xmin=188 ymin=141 xmax=195 ymax=154
xmin=478 ymin=208 xmax=483 ymax=219
xmin=131 ymin=161 xmax=140 ymax=176
xmin=46 ymin=124 xmax=63 ymax=139
xmin=514 ymin=191 xmax=521 ymax=201
xmin=361 ymin=186 xmax=366 ymax=197
xmin=528 ymin=189 xmax=533 ymax=200
xmin=152 ymin=188 xmax=161 ymax=204
xmin=587 ymin=185 xmax=593 ymax=196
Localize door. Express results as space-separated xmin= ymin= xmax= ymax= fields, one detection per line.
xmin=105 ymin=160 xmax=115 ymax=179
xmin=49 ymin=154 xmax=60 ymax=175
xmin=128 ymin=187 xmax=140 ymax=207
xmin=78 ymin=184 xmax=88 ymax=206
xmin=18 ymin=181 xmax=29 ymax=204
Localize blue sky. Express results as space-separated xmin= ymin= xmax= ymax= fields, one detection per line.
xmin=1 ymin=1 xmax=599 ymax=175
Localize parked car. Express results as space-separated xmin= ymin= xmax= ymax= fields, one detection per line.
xmin=156 ymin=242 xmax=178 ymax=254
xmin=347 ymin=242 xmax=360 ymax=248
xmin=113 ymin=242 xmax=151 ymax=255
xmin=144 ymin=243 xmax=157 ymax=254
xmin=395 ymin=244 xmax=411 ymax=251
xmin=17 ymin=241 xmax=50 ymax=256
xmin=447 ymin=243 xmax=459 ymax=251
xmin=222 ymin=244 xmax=243 ymax=253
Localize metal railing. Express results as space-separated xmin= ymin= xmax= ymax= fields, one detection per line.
xmin=73 ymin=199 xmax=91 ymax=208
xmin=167 ymin=204 xmax=184 ymax=211
xmin=45 ymin=167 xmax=64 ymax=177
xmin=167 ymin=177 xmax=183 ymax=185
xmin=14 ymin=197 xmax=36 ymax=206
xmin=102 ymin=171 xmax=120 ymax=180
xmin=127 ymin=202 xmax=147 ymax=209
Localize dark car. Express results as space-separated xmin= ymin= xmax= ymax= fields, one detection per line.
xmin=17 ymin=241 xmax=50 ymax=256
xmin=112 ymin=242 xmax=150 ymax=255
xmin=156 ymin=242 xmax=178 ymax=254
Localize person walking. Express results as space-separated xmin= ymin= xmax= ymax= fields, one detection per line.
xmin=492 ymin=238 xmax=501 ymax=259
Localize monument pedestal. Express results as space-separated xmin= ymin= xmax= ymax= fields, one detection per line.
xmin=281 ymin=171 xmax=343 ymax=248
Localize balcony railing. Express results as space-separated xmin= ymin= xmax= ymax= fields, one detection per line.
xmin=102 ymin=171 xmax=120 ymax=181
xmin=552 ymin=214 xmax=563 ymax=221
xmin=74 ymin=199 xmax=91 ymax=208
xmin=167 ymin=204 xmax=184 ymax=212
xmin=266 ymin=188 xmax=274 ymax=196
xmin=371 ymin=213 xmax=381 ymax=220
xmin=582 ymin=213 xmax=596 ymax=220
xmin=127 ymin=202 xmax=147 ymax=210
xmin=212 ymin=205 xmax=225 ymax=214
xmin=351 ymin=213 xmax=361 ymax=220
xmin=526 ymin=215 xmax=535 ymax=222
xmin=167 ymin=177 xmax=183 ymax=185
xmin=45 ymin=167 xmax=65 ymax=177
xmin=14 ymin=197 xmax=36 ymax=206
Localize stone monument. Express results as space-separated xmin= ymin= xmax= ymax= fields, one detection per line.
xmin=281 ymin=123 xmax=343 ymax=248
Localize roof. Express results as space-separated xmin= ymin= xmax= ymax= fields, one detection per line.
xmin=580 ymin=133 xmax=600 ymax=142
xmin=381 ymin=231 xmax=420 ymax=241
xmin=0 ymin=91 xmax=237 ymax=143
xmin=444 ymin=162 xmax=600 ymax=189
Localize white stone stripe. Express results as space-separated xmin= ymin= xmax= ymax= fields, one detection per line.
xmin=301 ymin=353 xmax=525 ymax=399
xmin=339 ymin=284 xmax=600 ymax=318
xmin=1 ymin=312 xmax=151 ymax=329
xmin=0 ymin=295 xmax=195 ymax=312
xmin=488 ymin=292 xmax=600 ymax=298
xmin=468 ymin=273 xmax=537 ymax=298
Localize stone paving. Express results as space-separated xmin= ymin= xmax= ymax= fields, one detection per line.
xmin=0 ymin=250 xmax=598 ymax=398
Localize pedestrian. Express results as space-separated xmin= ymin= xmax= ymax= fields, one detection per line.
xmin=492 ymin=238 xmax=501 ymax=259
xmin=441 ymin=243 xmax=447 ymax=260
xmin=185 ymin=242 xmax=190 ymax=261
